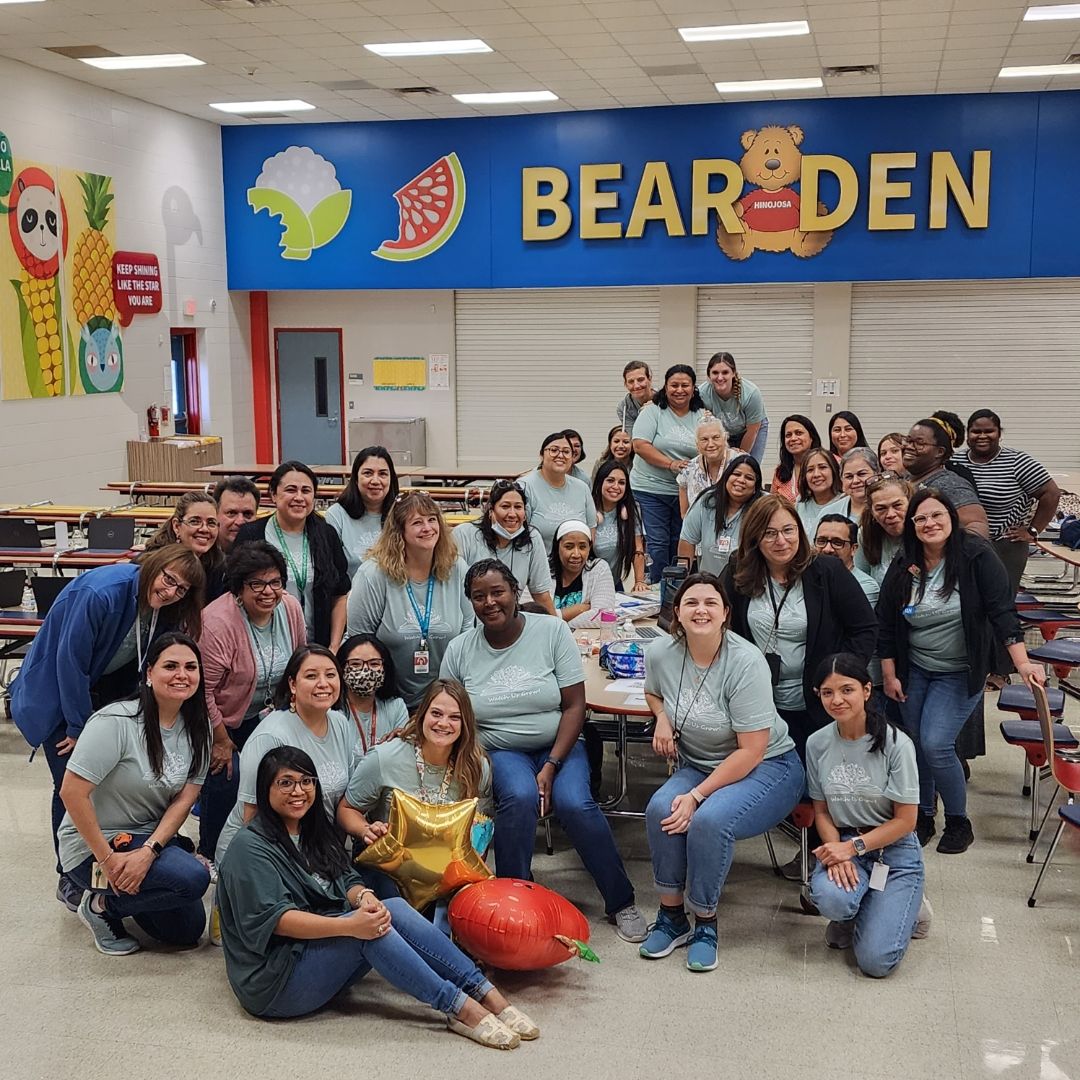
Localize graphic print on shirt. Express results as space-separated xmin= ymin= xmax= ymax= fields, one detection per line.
xmin=823 ymin=760 xmax=876 ymax=803
xmin=673 ymin=688 xmax=728 ymax=734
xmin=481 ymin=663 xmax=545 ymax=706
xmin=144 ymin=745 xmax=189 ymax=790
xmin=318 ymin=757 xmax=349 ymax=801
xmin=534 ymin=498 xmax=575 ymax=526
xmin=395 ymin=608 xmax=457 ymax=638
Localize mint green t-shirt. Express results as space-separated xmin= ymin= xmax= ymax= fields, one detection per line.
xmin=440 ymin=612 xmax=584 ymax=751
xmin=265 ymin=525 xmax=316 ymax=639
xmin=806 ymin=724 xmax=919 ymax=828
xmin=679 ymin=497 xmax=743 ymax=576
xmin=344 ymin=737 xmax=494 ymax=823
xmin=324 ymin=503 xmax=383 ymax=581
xmin=58 ymin=700 xmax=209 ymax=872
xmin=519 ymin=470 xmax=596 ymax=551
xmin=746 ymin=578 xmax=808 ymax=710
xmin=593 ymin=508 xmax=642 ymax=585
xmin=630 ymin=406 xmax=703 ymax=496
xmin=644 ymin=631 xmax=794 ymax=772
xmin=797 ymin=495 xmax=847 ymax=540
xmin=855 ymin=532 xmax=901 ymax=586
xmin=904 ymin=561 xmax=967 ymax=673
xmin=216 ymin=707 xmax=360 ymax=865
xmin=454 ymin=522 xmax=554 ymax=600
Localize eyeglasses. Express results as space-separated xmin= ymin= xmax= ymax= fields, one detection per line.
xmin=272 ymin=775 xmax=316 ymax=792
xmin=246 ymin=576 xmax=284 ymax=594
xmin=814 ymin=536 xmax=852 ymax=550
xmin=345 ymin=658 xmax=384 ymax=671
xmin=912 ymin=510 xmax=949 ymax=527
xmin=841 ymin=470 xmax=874 ymax=483
xmin=492 ymin=480 xmax=525 ymax=496
xmin=394 ymin=489 xmax=431 ymax=502
xmin=545 ymin=447 xmax=572 ymax=458
xmin=179 ymin=516 xmax=219 ymax=530
xmin=901 ymin=437 xmax=934 ymax=451
xmin=761 ymin=525 xmax=799 ymax=544
xmin=161 ymin=569 xmax=190 ymax=598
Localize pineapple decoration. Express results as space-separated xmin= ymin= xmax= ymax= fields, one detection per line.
xmin=72 ymin=172 xmax=123 ymax=394
xmin=7 ymin=167 xmax=69 ymax=397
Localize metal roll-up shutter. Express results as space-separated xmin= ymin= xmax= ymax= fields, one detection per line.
xmin=849 ymin=280 xmax=1080 ymax=474
xmin=455 ymin=287 xmax=661 ymax=472
xmin=695 ymin=285 xmax=815 ymax=470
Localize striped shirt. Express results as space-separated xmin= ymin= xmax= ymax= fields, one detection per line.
xmin=954 ymin=446 xmax=1052 ymax=541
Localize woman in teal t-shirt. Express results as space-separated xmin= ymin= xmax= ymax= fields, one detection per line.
xmin=217 ymin=745 xmax=537 ymax=1045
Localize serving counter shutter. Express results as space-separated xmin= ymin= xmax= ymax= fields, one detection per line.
xmin=695 ymin=285 xmax=815 ymax=470
xmin=849 ymin=280 xmax=1080 ymax=474
xmin=455 ymin=288 xmax=661 ymax=473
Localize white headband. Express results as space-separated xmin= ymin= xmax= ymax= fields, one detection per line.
xmin=555 ymin=519 xmax=591 ymax=541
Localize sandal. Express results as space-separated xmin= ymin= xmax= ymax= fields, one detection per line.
xmin=447 ymin=1014 xmax=520 ymax=1050
xmin=498 ymin=1005 xmax=540 ymax=1040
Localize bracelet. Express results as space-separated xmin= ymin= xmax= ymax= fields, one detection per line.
xmin=689 ymin=787 xmax=705 ymax=805
xmin=351 ymin=888 xmax=374 ymax=909
xmin=100 ymin=850 xmax=115 ymax=865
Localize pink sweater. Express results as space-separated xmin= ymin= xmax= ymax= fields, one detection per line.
xmin=200 ymin=591 xmax=307 ymax=729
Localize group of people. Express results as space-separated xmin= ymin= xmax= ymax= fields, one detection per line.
xmin=8 ymin=356 xmax=1062 ymax=1033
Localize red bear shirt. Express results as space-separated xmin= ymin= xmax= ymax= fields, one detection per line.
xmin=739 ymin=188 xmax=800 ymax=232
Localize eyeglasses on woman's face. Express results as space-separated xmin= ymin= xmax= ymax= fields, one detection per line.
xmin=344 ymin=657 xmax=384 ymax=671
xmin=545 ymin=446 xmax=572 ymax=459
xmin=161 ymin=569 xmax=190 ymax=598
xmin=272 ymin=775 xmax=316 ymax=792
xmin=761 ymin=525 xmax=799 ymax=544
xmin=912 ymin=510 xmax=949 ymax=527
xmin=246 ymin=576 xmax=284 ymax=594
xmin=901 ymin=436 xmax=934 ymax=452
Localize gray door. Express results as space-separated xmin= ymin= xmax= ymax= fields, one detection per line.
xmin=276 ymin=330 xmax=343 ymax=464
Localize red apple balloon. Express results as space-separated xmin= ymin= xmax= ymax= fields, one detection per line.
xmin=448 ymin=878 xmax=597 ymax=970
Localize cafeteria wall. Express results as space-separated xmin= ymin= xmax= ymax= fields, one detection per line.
xmin=0 ymin=57 xmax=251 ymax=506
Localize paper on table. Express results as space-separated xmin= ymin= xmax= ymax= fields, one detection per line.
xmin=604 ymin=678 xmax=645 ymax=692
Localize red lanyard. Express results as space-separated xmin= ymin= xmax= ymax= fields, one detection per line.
xmin=351 ymin=701 xmax=378 ymax=755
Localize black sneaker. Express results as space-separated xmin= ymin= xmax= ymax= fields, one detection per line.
xmin=936 ymin=815 xmax=974 ymax=854
xmin=915 ymin=813 xmax=937 ymax=848
xmin=55 ymin=874 xmax=83 ymax=913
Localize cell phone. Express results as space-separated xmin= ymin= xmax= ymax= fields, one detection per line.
xmin=764 ymin=651 xmax=782 ymax=687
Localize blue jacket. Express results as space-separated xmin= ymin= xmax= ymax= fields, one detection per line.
xmin=11 ymin=563 xmax=156 ymax=747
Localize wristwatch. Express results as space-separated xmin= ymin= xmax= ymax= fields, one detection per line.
xmin=1026 ymin=525 xmax=1039 ymax=538
xmin=144 ymin=839 xmax=164 ymax=858
xmin=544 ymin=756 xmax=563 ymax=773
xmin=851 ymin=836 xmax=868 ymax=856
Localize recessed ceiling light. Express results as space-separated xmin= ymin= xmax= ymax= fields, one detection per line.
xmin=365 ymin=39 xmax=492 ymax=57
xmin=1024 ymin=4 xmax=1080 ymax=20
xmin=80 ymin=53 xmax=204 ymax=70
xmin=452 ymin=90 xmax=558 ymax=104
xmin=714 ymin=77 xmax=823 ymax=92
xmin=209 ymin=99 xmax=316 ymax=113
xmin=680 ymin=21 xmax=810 ymax=42
xmin=998 ymin=64 xmax=1080 ymax=76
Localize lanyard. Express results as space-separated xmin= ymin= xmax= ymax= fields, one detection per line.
xmin=135 ymin=608 xmax=159 ymax=673
xmin=671 ymin=640 xmax=722 ymax=745
xmin=351 ymin=700 xmax=379 ymax=756
xmin=414 ymin=742 xmax=454 ymax=804
xmin=272 ymin=517 xmax=309 ymax=596
xmin=247 ymin=611 xmax=279 ymax=707
xmin=764 ymin=578 xmax=793 ymax=651
xmin=405 ymin=575 xmax=435 ymax=649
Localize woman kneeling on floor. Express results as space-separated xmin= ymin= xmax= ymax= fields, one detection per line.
xmin=641 ymin=572 xmax=804 ymax=972
xmin=59 ymin=632 xmax=213 ymax=955
xmin=807 ymin=653 xmax=930 ymax=977
xmin=217 ymin=746 xmax=537 ymax=1047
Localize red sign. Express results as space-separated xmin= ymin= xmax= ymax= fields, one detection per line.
xmin=112 ymin=251 xmax=162 ymax=326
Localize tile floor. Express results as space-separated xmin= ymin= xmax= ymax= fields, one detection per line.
xmin=2 ymin=695 xmax=1078 ymax=1080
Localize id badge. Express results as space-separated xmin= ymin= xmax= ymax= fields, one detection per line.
xmin=413 ymin=649 xmax=430 ymax=675
xmin=869 ymin=860 xmax=890 ymax=891
xmin=715 ymin=536 xmax=732 ymax=556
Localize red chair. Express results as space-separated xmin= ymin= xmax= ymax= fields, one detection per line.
xmin=1019 ymin=609 xmax=1080 ymax=643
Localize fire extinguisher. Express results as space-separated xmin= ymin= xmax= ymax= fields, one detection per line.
xmin=147 ymin=404 xmax=160 ymax=438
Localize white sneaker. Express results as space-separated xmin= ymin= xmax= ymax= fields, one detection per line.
xmin=611 ymin=904 xmax=648 ymax=943
xmin=912 ymin=895 xmax=933 ymax=940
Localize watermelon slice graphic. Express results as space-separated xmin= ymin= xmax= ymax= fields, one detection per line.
xmin=372 ymin=152 xmax=466 ymax=262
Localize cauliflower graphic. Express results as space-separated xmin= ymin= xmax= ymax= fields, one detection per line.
xmin=247 ymin=146 xmax=352 ymax=261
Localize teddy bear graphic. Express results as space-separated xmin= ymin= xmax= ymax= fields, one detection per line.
xmin=716 ymin=124 xmax=835 ymax=261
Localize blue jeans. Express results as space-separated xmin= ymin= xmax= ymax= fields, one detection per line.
xmin=41 ymin=724 xmax=69 ymax=873
xmin=198 ymin=712 xmax=262 ymax=860
xmin=646 ymin=751 xmax=804 ymax=917
xmin=262 ymin=897 xmax=494 ymax=1019
xmin=810 ymin=832 xmax=924 ymax=978
xmin=747 ymin=416 xmax=769 ymax=465
xmin=489 ymin=741 xmax=634 ymax=915
xmin=68 ymin=836 xmax=210 ymax=946
xmin=635 ymin=490 xmax=682 ymax=584
xmin=900 ymin=665 xmax=981 ymax=817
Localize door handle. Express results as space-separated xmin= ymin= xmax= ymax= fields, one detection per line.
xmin=328 ymin=417 xmax=338 ymax=425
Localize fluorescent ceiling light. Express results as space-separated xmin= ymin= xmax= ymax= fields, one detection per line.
xmin=209 ymin=99 xmax=316 ymax=113
xmin=680 ymin=21 xmax=810 ymax=42
xmin=0 ymin=1 xmax=49 ymax=6
xmin=452 ymin=90 xmax=558 ymax=104
xmin=998 ymin=64 xmax=1080 ymax=76
xmin=714 ymin=77 xmax=823 ymax=92
xmin=1024 ymin=4 xmax=1080 ymax=20
xmin=80 ymin=53 xmax=204 ymax=70
xmin=365 ymin=39 xmax=492 ymax=57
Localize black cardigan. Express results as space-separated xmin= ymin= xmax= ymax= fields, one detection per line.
xmin=723 ymin=555 xmax=878 ymax=726
xmin=234 ymin=514 xmax=351 ymax=647
xmin=876 ymin=533 xmax=1022 ymax=697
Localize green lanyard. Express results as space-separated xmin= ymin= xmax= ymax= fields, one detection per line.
xmin=272 ymin=517 xmax=309 ymax=597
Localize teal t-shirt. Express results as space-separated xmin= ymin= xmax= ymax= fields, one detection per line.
xmin=345 ymin=737 xmax=494 ymax=823
xmin=593 ymin=508 xmax=641 ymax=585
xmin=519 ymin=470 xmax=596 ymax=551
xmin=324 ymin=503 xmax=383 ymax=581
xmin=243 ymin=603 xmax=291 ymax=722
xmin=216 ymin=707 xmax=360 ymax=865
xmin=904 ymin=561 xmax=967 ymax=673
xmin=440 ymin=612 xmax=584 ymax=751
xmin=747 ymin=578 xmax=808 ymax=709
xmin=454 ymin=522 xmax=554 ymax=600
xmin=644 ymin=631 xmax=794 ymax=771
xmin=679 ymin=497 xmax=743 ymax=576
xmin=265 ymin=524 xmax=316 ymax=639
xmin=855 ymin=533 xmax=902 ymax=586
xmin=346 ymin=558 xmax=475 ymax=709
xmin=630 ymin=406 xmax=703 ymax=496
xmin=58 ymin=699 xmax=209 ymax=871
xmin=806 ymin=724 xmax=919 ymax=828
xmin=699 ymin=378 xmax=766 ymax=442
xmin=348 ymin=695 xmax=411 ymax=755
xmin=797 ymin=495 xmax=847 ymax=540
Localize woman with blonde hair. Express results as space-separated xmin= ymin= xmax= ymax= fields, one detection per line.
xmin=347 ymin=491 xmax=473 ymax=709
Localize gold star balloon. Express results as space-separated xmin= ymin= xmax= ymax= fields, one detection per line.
xmin=354 ymin=789 xmax=492 ymax=910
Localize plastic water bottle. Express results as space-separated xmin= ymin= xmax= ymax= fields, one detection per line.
xmin=599 ymin=610 xmax=618 ymax=646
